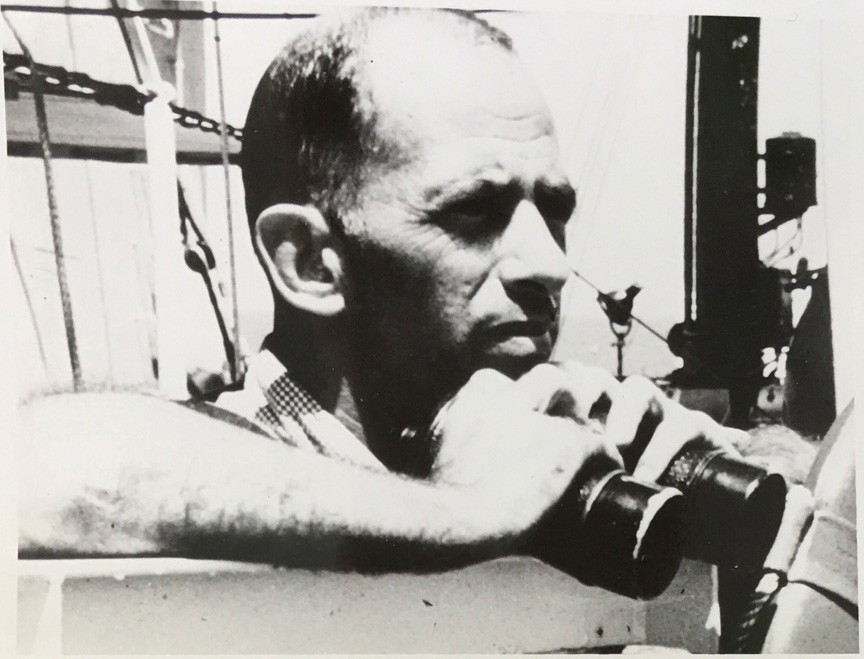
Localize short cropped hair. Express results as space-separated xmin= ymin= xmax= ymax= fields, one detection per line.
xmin=241 ymin=8 xmax=513 ymax=242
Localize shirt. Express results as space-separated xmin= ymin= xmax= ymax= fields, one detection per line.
xmin=216 ymin=348 xmax=386 ymax=471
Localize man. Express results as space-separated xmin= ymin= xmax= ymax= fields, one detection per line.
xmin=19 ymin=8 xmax=740 ymax=569
xmin=222 ymin=6 xmax=733 ymax=476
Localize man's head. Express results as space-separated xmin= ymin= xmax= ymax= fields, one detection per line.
xmin=243 ymin=8 xmax=574 ymax=427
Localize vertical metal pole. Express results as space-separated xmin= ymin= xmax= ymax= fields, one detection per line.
xmin=683 ymin=17 xmax=699 ymax=339
xmin=683 ymin=16 xmax=762 ymax=427
xmin=144 ymin=85 xmax=188 ymax=399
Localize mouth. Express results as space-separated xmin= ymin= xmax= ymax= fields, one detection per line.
xmin=474 ymin=318 xmax=556 ymax=368
xmin=483 ymin=319 xmax=552 ymax=341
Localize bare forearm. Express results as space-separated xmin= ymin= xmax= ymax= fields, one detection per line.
xmin=18 ymin=393 xmax=514 ymax=569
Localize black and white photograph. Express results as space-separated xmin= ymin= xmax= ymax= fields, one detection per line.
xmin=3 ymin=0 xmax=861 ymax=653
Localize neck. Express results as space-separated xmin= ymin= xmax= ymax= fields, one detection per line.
xmin=268 ymin=306 xmax=366 ymax=446
xmin=341 ymin=353 xmax=442 ymax=476
xmin=269 ymin=304 xmax=438 ymax=475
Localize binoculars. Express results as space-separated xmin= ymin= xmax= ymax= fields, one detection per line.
xmin=553 ymin=439 xmax=787 ymax=599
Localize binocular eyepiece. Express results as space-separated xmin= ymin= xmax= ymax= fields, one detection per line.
xmin=554 ymin=459 xmax=689 ymax=599
xmin=551 ymin=441 xmax=787 ymax=600
xmin=658 ymin=440 xmax=788 ymax=568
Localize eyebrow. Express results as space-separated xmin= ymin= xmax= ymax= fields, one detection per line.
xmin=422 ymin=171 xmax=516 ymax=209
xmin=420 ymin=170 xmax=577 ymax=221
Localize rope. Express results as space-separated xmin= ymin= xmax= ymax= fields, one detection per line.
xmin=177 ymin=183 xmax=236 ymax=377
xmin=213 ymin=5 xmax=242 ymax=382
xmin=5 ymin=15 xmax=82 ymax=389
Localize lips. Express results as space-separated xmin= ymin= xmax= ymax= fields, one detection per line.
xmin=483 ymin=319 xmax=552 ymax=341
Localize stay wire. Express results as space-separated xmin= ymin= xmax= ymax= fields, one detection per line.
xmin=212 ymin=4 xmax=242 ymax=383
xmin=571 ymin=267 xmax=735 ymax=386
xmin=10 ymin=238 xmax=49 ymax=372
xmin=66 ymin=0 xmax=116 ymax=384
xmin=109 ymin=0 xmax=144 ymax=85
xmin=5 ymin=13 xmax=83 ymax=390
xmin=570 ymin=267 xmax=671 ymax=346
xmin=1 ymin=5 xmax=508 ymax=20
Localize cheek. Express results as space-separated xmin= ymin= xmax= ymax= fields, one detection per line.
xmin=427 ymin=245 xmax=491 ymax=320
xmin=348 ymin=230 xmax=496 ymax=340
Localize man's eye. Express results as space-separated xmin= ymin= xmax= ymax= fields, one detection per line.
xmin=440 ymin=196 xmax=514 ymax=237
xmin=536 ymin=193 xmax=576 ymax=225
xmin=535 ymin=180 xmax=577 ymax=226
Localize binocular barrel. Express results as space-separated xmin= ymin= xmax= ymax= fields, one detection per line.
xmin=556 ymin=442 xmax=788 ymax=600
xmin=658 ymin=442 xmax=788 ymax=567
xmin=565 ymin=467 xmax=688 ymax=600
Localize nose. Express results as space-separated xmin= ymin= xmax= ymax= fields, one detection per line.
xmin=498 ymin=199 xmax=570 ymax=298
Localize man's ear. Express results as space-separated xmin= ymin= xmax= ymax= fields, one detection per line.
xmin=254 ymin=203 xmax=344 ymax=316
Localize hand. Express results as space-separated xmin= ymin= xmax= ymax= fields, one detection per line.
xmin=429 ymin=367 xmax=620 ymax=539
xmin=551 ymin=361 xmax=745 ymax=482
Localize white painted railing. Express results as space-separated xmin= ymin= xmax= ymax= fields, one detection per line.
xmin=18 ymin=557 xmax=716 ymax=654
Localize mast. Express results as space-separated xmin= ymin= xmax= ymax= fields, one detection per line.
xmin=682 ymin=16 xmax=762 ymax=428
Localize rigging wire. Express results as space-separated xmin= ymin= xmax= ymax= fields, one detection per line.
xmin=559 ymin=17 xmax=642 ymax=318
xmin=569 ymin=267 xmax=672 ymax=347
xmin=66 ymin=0 xmax=116 ymax=383
xmin=212 ymin=4 xmax=242 ymax=382
xmin=10 ymin=238 xmax=49 ymax=372
xmin=571 ymin=267 xmax=736 ymax=386
xmin=561 ymin=15 xmax=618 ymax=164
xmin=575 ymin=20 xmax=648 ymax=268
xmin=0 ymin=5 xmax=508 ymax=20
xmin=558 ymin=15 xmax=627 ymax=318
xmin=109 ymin=0 xmax=144 ymax=85
xmin=5 ymin=13 xmax=83 ymax=390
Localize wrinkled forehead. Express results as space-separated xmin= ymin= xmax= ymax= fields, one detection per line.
xmin=360 ymin=17 xmax=557 ymax=154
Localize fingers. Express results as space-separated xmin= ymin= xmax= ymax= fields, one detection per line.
xmin=604 ymin=376 xmax=664 ymax=451
xmin=514 ymin=362 xmax=582 ymax=419
xmin=449 ymin=368 xmax=517 ymax=409
xmin=429 ymin=368 xmax=517 ymax=440
xmin=462 ymin=363 xmax=739 ymax=485
xmin=601 ymin=373 xmax=742 ymax=477
xmin=631 ymin=412 xmax=706 ymax=482
xmin=516 ymin=363 xmax=622 ymax=465
xmin=552 ymin=360 xmax=621 ymax=421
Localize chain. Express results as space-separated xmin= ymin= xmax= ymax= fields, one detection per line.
xmin=171 ymin=102 xmax=243 ymax=140
xmin=4 ymin=51 xmax=243 ymax=140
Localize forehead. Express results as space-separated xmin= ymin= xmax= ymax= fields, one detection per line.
xmin=360 ymin=19 xmax=563 ymax=190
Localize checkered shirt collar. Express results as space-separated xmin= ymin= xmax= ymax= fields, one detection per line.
xmin=244 ymin=345 xmax=386 ymax=470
